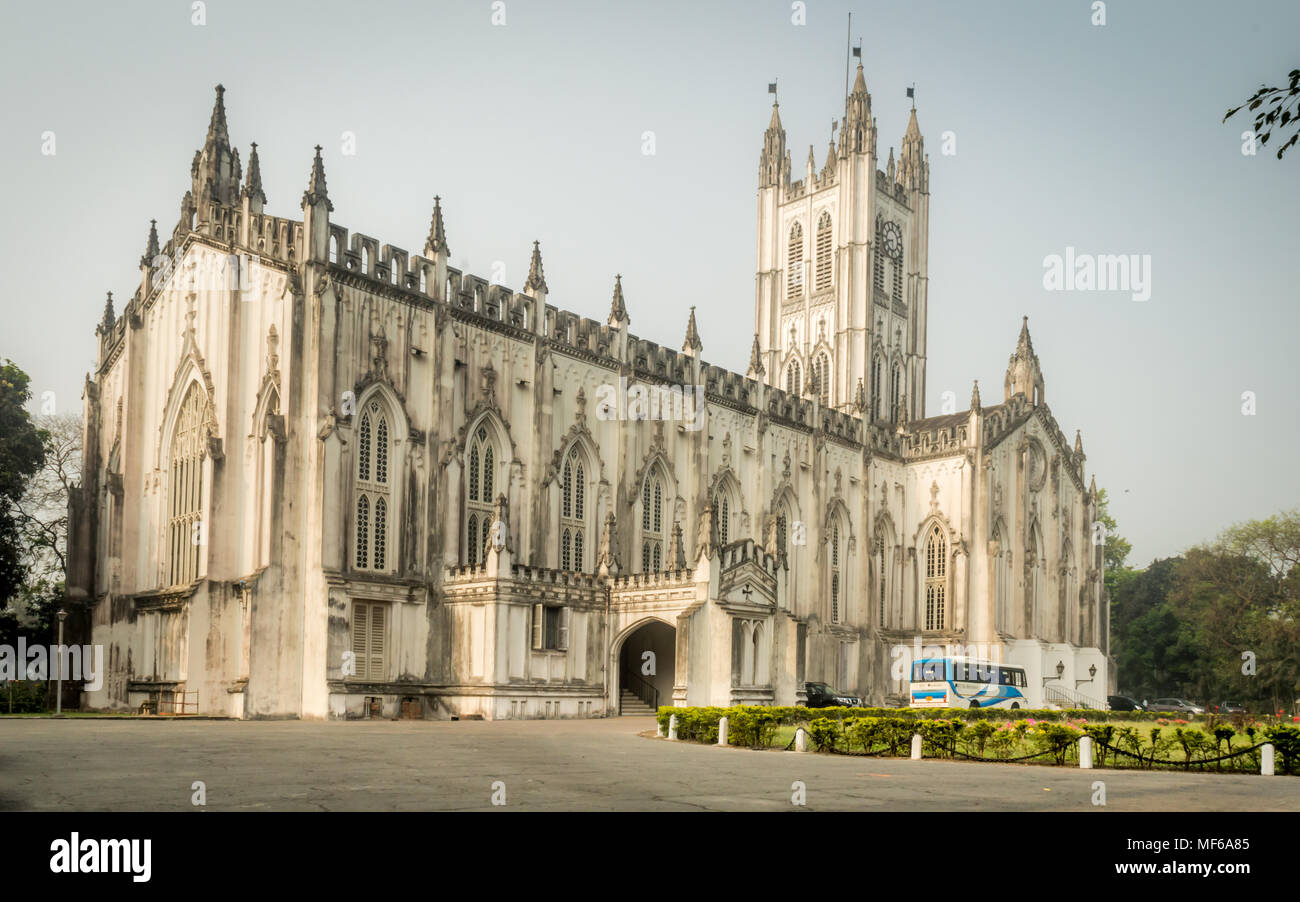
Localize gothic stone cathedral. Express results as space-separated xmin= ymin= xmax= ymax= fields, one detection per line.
xmin=68 ymin=69 xmax=1109 ymax=719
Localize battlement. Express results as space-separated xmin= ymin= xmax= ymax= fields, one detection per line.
xmin=718 ymin=538 xmax=779 ymax=579
xmin=609 ymin=568 xmax=695 ymax=592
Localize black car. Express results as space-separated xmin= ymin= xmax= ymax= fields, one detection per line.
xmin=1107 ymin=695 xmax=1146 ymax=711
xmin=804 ymin=681 xmax=863 ymax=708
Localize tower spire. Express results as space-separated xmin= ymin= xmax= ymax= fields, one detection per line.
xmin=191 ymin=84 xmax=240 ymax=206
xmin=746 ymin=333 xmax=765 ymax=379
xmin=97 ymin=291 xmax=115 ymax=335
xmin=524 ymin=240 xmax=547 ymax=293
xmin=970 ymin=379 xmax=981 ymax=410
xmin=759 ymin=88 xmax=788 ymax=189
xmin=207 ymin=84 xmax=229 ymax=145
xmin=140 ymin=219 xmax=160 ymax=268
xmin=608 ymin=274 xmax=628 ymax=326
xmin=682 ymin=306 xmax=702 ymax=356
xmin=242 ymin=142 xmax=266 ymax=205
xmin=425 ymin=195 xmax=448 ymax=256
xmin=1004 ymin=316 xmax=1045 ymax=404
xmin=302 ymin=145 xmax=333 ymax=211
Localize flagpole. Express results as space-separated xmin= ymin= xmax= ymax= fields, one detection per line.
xmin=844 ymin=11 xmax=851 ymax=100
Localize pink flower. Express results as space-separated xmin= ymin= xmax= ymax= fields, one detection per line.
xmin=1027 ymin=719 xmax=1037 ymax=725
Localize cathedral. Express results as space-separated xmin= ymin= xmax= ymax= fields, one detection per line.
xmin=67 ymin=67 xmax=1110 ymax=719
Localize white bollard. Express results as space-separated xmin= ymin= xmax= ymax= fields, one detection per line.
xmin=656 ymin=719 xmax=663 ymax=738
xmin=668 ymin=714 xmax=678 ymax=741
xmin=1079 ymin=735 xmax=1094 ymax=769
xmin=718 ymin=716 xmax=729 ymax=746
xmin=1262 ymin=743 xmax=1275 ymax=776
xmin=795 ymin=727 xmax=808 ymax=753
xmin=911 ymin=733 xmax=923 ymax=760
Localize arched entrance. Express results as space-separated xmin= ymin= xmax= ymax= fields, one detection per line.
xmin=617 ymin=620 xmax=675 ymax=715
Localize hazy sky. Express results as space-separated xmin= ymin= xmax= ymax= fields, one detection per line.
xmin=2 ymin=0 xmax=1296 ymax=566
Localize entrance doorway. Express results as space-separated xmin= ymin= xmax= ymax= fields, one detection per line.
xmin=618 ymin=620 xmax=675 ymax=715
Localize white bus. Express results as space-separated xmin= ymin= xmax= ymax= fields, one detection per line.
xmin=910 ymin=657 xmax=1030 ymax=709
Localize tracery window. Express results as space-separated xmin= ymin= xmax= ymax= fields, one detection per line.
xmin=830 ymin=520 xmax=842 ymax=624
xmin=354 ymin=398 xmax=392 ymax=572
xmin=924 ymin=524 xmax=947 ymax=631
xmin=464 ymin=424 xmax=496 ymax=566
xmin=785 ymin=359 xmax=802 ymax=396
xmin=641 ymin=470 xmax=664 ymax=572
xmin=560 ymin=446 xmax=586 ymax=571
xmin=168 ymin=382 xmax=206 ymax=586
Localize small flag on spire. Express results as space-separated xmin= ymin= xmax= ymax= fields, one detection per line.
xmin=851 ymin=43 xmax=861 ymax=60
xmin=906 ymin=86 xmax=914 ymax=99
xmin=768 ymin=81 xmax=777 ymax=95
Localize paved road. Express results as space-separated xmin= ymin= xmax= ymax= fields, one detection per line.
xmin=2 ymin=716 xmax=1296 ymax=811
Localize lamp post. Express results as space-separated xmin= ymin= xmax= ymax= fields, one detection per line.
xmin=1076 ymin=663 xmax=1098 ymax=690
xmin=55 ymin=608 xmax=68 ymax=717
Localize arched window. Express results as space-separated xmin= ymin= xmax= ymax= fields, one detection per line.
xmin=751 ymin=623 xmax=763 ymax=685
xmin=464 ymin=424 xmax=496 ymax=566
xmin=924 ymin=524 xmax=947 ymax=631
xmin=992 ymin=522 xmax=1008 ymax=633
xmin=870 ymin=356 xmax=883 ymax=421
xmin=354 ymin=398 xmax=393 ymax=572
xmin=712 ymin=490 xmax=731 ymax=546
xmin=786 ymin=222 xmax=803 ymax=301
xmin=815 ymin=211 xmax=832 ymax=292
xmin=168 ymin=382 xmax=206 ymax=586
xmin=776 ymin=513 xmax=788 ymax=556
xmin=641 ymin=469 xmax=664 ymax=572
xmin=830 ymin=520 xmax=842 ymax=624
xmin=560 ymin=446 xmax=585 ymax=571
xmin=785 ymin=359 xmax=802 ymax=396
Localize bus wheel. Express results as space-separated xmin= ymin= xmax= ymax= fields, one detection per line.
xmin=969 ymin=701 xmax=980 ymax=710
xmin=1010 ymin=702 xmax=1020 ymax=710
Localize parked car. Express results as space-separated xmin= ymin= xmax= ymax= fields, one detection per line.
xmin=1107 ymin=695 xmax=1146 ymax=711
xmin=803 ymin=681 xmax=863 ymax=708
xmin=1216 ymin=701 xmax=1247 ymax=714
xmin=1148 ymin=698 xmax=1205 ymax=715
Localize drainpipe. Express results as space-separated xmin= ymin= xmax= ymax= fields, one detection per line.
xmin=603 ymin=581 xmax=611 ymax=715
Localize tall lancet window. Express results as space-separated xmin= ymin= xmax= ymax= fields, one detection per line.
xmin=785 ymin=359 xmax=801 ymax=396
xmin=560 ymin=446 xmax=585 ymax=571
xmin=464 ymin=425 xmax=495 ymax=566
xmin=786 ymin=222 xmax=803 ymax=300
xmin=712 ymin=491 xmax=731 ymax=546
xmin=641 ymin=470 xmax=664 ymax=572
xmin=811 ymin=352 xmax=831 ymax=407
xmin=815 ymin=211 xmax=833 ymax=292
xmin=924 ymin=524 xmax=947 ymax=630
xmin=877 ymin=539 xmax=888 ymax=626
xmin=870 ymin=356 xmax=883 ymax=421
xmin=873 ymin=219 xmax=885 ymax=295
xmin=168 ymin=383 xmax=206 ymax=586
xmin=830 ymin=520 xmax=842 ymax=624
xmin=892 ymin=236 xmax=904 ymax=302
xmin=891 ymin=363 xmax=903 ymax=421
xmin=354 ymin=398 xmax=393 ymax=572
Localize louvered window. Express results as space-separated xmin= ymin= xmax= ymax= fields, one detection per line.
xmin=830 ymin=521 xmax=842 ymax=624
xmin=785 ymin=359 xmax=801 ymax=395
xmin=787 ymin=222 xmax=803 ymax=300
xmin=350 ymin=600 xmax=387 ymax=681
xmin=815 ymin=212 xmax=832 ymax=292
xmin=712 ymin=492 xmax=731 ymax=546
xmin=531 ymin=604 xmax=569 ymax=651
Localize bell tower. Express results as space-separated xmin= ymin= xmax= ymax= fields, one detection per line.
xmin=753 ymin=60 xmax=930 ymax=424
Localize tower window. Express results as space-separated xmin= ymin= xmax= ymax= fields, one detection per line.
xmin=786 ymin=222 xmax=803 ymax=301
xmin=465 ymin=424 xmax=495 ymax=566
xmin=168 ymin=382 xmax=206 ymax=586
xmin=830 ymin=520 xmax=842 ymax=624
xmin=815 ymin=212 xmax=832 ymax=292
xmin=641 ymin=470 xmax=664 ymax=572
xmin=785 ymin=359 xmax=802 ymax=395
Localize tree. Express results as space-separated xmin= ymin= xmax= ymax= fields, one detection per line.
xmin=13 ymin=413 xmax=81 ymax=583
xmin=1095 ymin=488 xmax=1133 ymax=604
xmin=1223 ymin=67 xmax=1300 ymax=160
xmin=0 ymin=361 xmax=48 ymax=605
xmin=1169 ymin=510 xmax=1300 ymax=712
